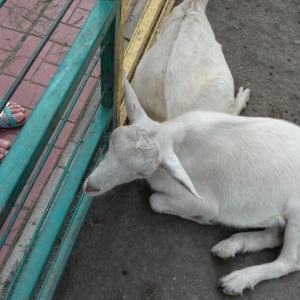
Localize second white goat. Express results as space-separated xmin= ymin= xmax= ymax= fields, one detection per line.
xmin=85 ymin=73 xmax=300 ymax=295
xmin=134 ymin=0 xmax=250 ymax=121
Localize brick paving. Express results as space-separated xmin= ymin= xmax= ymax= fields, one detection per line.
xmin=0 ymin=0 xmax=99 ymax=268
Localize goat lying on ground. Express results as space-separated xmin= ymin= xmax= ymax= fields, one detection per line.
xmin=85 ymin=73 xmax=300 ymax=295
xmin=134 ymin=0 xmax=250 ymax=121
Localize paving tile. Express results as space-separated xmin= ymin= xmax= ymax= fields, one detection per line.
xmin=0 ymin=245 xmax=10 ymax=268
xmin=91 ymin=59 xmax=101 ymax=79
xmin=50 ymin=23 xmax=80 ymax=47
xmin=3 ymin=36 xmax=52 ymax=79
xmin=68 ymin=77 xmax=98 ymax=122
xmin=0 ymin=49 xmax=11 ymax=69
xmin=4 ymin=0 xmax=21 ymax=8
xmin=30 ymin=61 xmax=58 ymax=86
xmin=0 ymin=6 xmax=10 ymax=24
xmin=43 ymin=0 xmax=65 ymax=20
xmin=17 ymin=35 xmax=52 ymax=59
xmin=61 ymin=0 xmax=82 ymax=23
xmin=0 ymin=130 xmax=17 ymax=144
xmin=4 ymin=56 xmax=42 ymax=79
xmin=2 ymin=7 xmax=37 ymax=32
xmin=78 ymin=0 xmax=96 ymax=11
xmin=68 ymin=7 xmax=90 ymax=28
xmin=4 ymin=209 xmax=28 ymax=246
xmin=31 ymin=16 xmax=53 ymax=37
xmin=0 ymin=28 xmax=23 ymax=51
xmin=22 ymin=147 xmax=62 ymax=209
xmin=42 ymin=0 xmax=82 ymax=20
xmin=18 ymin=0 xmax=44 ymax=11
xmin=12 ymin=80 xmax=45 ymax=108
xmin=0 ymin=208 xmax=16 ymax=241
xmin=0 ymin=207 xmax=29 ymax=246
xmin=0 ymin=74 xmax=16 ymax=97
xmin=44 ymin=42 xmax=69 ymax=65
xmin=51 ymin=120 xmax=75 ymax=150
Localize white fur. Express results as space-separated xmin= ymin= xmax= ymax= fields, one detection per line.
xmin=84 ymin=73 xmax=300 ymax=295
xmin=134 ymin=0 xmax=250 ymax=121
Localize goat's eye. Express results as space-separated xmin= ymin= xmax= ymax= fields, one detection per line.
xmin=129 ymin=167 xmax=146 ymax=177
xmin=135 ymin=172 xmax=145 ymax=177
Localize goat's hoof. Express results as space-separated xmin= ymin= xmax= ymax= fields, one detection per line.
xmin=219 ymin=270 xmax=254 ymax=296
xmin=211 ymin=243 xmax=236 ymax=260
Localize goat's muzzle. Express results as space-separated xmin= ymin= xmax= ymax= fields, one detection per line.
xmin=84 ymin=177 xmax=100 ymax=194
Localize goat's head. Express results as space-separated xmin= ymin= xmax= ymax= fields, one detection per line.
xmin=83 ymin=72 xmax=201 ymax=199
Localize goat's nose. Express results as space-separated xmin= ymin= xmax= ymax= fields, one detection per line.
xmin=84 ymin=178 xmax=100 ymax=193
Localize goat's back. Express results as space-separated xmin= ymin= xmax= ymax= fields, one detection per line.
xmin=134 ymin=0 xmax=234 ymax=121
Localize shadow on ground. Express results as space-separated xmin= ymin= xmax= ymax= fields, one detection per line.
xmin=54 ymin=0 xmax=300 ymax=299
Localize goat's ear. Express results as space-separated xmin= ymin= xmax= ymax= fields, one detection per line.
xmin=122 ymin=71 xmax=148 ymax=123
xmin=162 ymin=150 xmax=202 ymax=199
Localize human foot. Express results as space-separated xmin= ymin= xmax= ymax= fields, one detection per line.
xmin=0 ymin=101 xmax=27 ymax=129
xmin=0 ymin=139 xmax=11 ymax=162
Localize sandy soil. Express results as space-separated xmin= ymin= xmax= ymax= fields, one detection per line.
xmin=54 ymin=1 xmax=300 ymax=299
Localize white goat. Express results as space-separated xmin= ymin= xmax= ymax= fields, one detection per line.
xmin=134 ymin=0 xmax=250 ymax=121
xmin=85 ymin=73 xmax=300 ymax=295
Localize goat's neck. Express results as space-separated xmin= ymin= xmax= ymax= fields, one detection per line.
xmin=161 ymin=111 xmax=224 ymax=147
xmin=161 ymin=119 xmax=188 ymax=146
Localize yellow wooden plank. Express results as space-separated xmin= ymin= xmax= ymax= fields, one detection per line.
xmin=116 ymin=0 xmax=126 ymax=125
xmin=144 ymin=0 xmax=175 ymax=53
xmin=119 ymin=0 xmax=176 ymax=126
xmin=123 ymin=0 xmax=165 ymax=77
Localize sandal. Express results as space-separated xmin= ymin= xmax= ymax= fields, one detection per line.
xmin=0 ymin=100 xmax=28 ymax=129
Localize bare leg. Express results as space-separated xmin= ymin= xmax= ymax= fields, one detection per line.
xmin=220 ymin=201 xmax=300 ymax=295
xmin=211 ymin=228 xmax=283 ymax=259
xmin=233 ymin=87 xmax=250 ymax=115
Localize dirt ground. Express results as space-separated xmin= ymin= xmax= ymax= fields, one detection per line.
xmin=54 ymin=0 xmax=300 ymax=299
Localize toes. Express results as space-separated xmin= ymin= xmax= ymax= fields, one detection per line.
xmin=13 ymin=112 xmax=26 ymax=124
xmin=0 ymin=139 xmax=11 ymax=150
xmin=0 ymin=139 xmax=10 ymax=161
xmin=7 ymin=103 xmax=26 ymax=114
xmin=1 ymin=108 xmax=26 ymax=125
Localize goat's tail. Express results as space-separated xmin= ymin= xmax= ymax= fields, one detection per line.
xmin=188 ymin=0 xmax=209 ymax=13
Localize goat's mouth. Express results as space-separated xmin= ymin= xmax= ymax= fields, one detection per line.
xmin=85 ymin=189 xmax=101 ymax=197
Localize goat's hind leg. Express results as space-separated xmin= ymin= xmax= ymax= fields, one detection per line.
xmin=233 ymin=87 xmax=250 ymax=115
xmin=220 ymin=200 xmax=300 ymax=295
xmin=212 ymin=227 xmax=283 ymax=259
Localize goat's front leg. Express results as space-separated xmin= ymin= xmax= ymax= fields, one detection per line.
xmin=220 ymin=201 xmax=300 ymax=295
xmin=149 ymin=192 xmax=212 ymax=225
xmin=211 ymin=227 xmax=284 ymax=259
